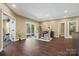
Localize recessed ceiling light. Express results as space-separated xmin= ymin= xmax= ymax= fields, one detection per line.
xmin=45 ymin=14 xmax=51 ymax=18
xmin=45 ymin=14 xmax=49 ymax=17
xmin=64 ymin=10 xmax=68 ymax=13
xmin=64 ymin=16 xmax=67 ymax=18
xmin=12 ymin=4 xmax=16 ymax=8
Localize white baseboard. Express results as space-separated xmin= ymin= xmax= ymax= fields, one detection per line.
xmin=13 ymin=39 xmax=19 ymax=42
xmin=55 ymin=36 xmax=59 ymax=38
xmin=21 ymin=38 xmax=26 ymax=40
xmin=14 ymin=38 xmax=26 ymax=42
xmin=65 ymin=36 xmax=72 ymax=39
xmin=55 ymin=35 xmax=72 ymax=39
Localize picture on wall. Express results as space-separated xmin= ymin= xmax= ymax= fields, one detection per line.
xmin=69 ymin=22 xmax=76 ymax=35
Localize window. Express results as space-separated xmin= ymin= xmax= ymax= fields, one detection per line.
xmin=26 ymin=23 xmax=35 ymax=37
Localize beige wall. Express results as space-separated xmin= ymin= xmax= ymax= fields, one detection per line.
xmin=0 ymin=3 xmax=40 ymax=50
xmin=0 ymin=3 xmax=79 ymax=40
xmin=41 ymin=17 xmax=79 ymax=38
xmin=41 ymin=20 xmax=59 ymax=37
xmin=15 ymin=14 xmax=39 ymax=39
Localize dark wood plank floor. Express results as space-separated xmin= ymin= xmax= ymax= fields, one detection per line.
xmin=0 ymin=38 xmax=74 ymax=56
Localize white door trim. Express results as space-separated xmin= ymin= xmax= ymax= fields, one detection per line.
xmin=0 ymin=10 xmax=3 ymax=52
xmin=67 ymin=20 xmax=78 ymax=38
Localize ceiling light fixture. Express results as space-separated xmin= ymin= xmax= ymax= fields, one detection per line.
xmin=64 ymin=10 xmax=68 ymax=13
xmin=64 ymin=16 xmax=67 ymax=18
xmin=45 ymin=14 xmax=49 ymax=17
xmin=12 ymin=4 xmax=16 ymax=8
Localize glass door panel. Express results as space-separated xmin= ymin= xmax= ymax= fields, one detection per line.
xmin=26 ymin=23 xmax=35 ymax=37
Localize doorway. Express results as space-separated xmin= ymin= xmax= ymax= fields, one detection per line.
xmin=59 ymin=22 xmax=65 ymax=38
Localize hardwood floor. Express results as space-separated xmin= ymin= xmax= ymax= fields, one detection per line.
xmin=0 ymin=37 xmax=74 ymax=56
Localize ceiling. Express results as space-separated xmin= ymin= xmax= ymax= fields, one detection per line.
xmin=7 ymin=3 xmax=79 ymax=21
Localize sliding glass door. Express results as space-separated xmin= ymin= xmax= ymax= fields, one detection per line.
xmin=26 ymin=23 xmax=35 ymax=37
